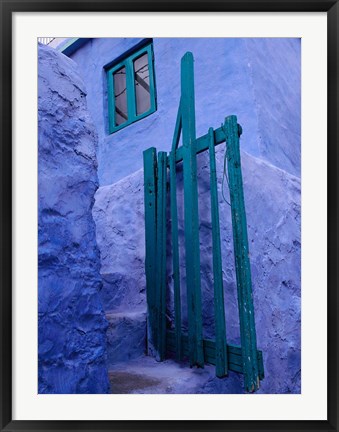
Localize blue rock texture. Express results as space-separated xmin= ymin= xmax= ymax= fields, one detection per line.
xmin=105 ymin=311 xmax=147 ymax=365
xmin=38 ymin=43 xmax=110 ymax=394
xmin=93 ymin=149 xmax=301 ymax=394
xmin=82 ymin=37 xmax=301 ymax=393
xmin=56 ymin=37 xmax=301 ymax=393
xmin=69 ymin=38 xmax=300 ymax=185
xmin=189 ymin=149 xmax=301 ymax=394
xmin=93 ymin=171 xmax=147 ymax=364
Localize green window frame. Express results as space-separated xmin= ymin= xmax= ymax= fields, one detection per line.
xmin=107 ymin=42 xmax=156 ymax=134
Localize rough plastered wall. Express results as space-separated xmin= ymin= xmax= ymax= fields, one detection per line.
xmin=38 ymin=43 xmax=110 ymax=394
xmin=69 ymin=37 xmax=301 ymax=393
xmin=93 ymin=148 xmax=301 ymax=394
xmin=70 ymin=38 xmax=300 ymax=185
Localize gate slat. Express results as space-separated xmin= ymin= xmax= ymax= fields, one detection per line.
xmin=181 ymin=52 xmax=204 ymax=367
xmin=156 ymin=151 xmax=168 ymax=361
xmin=224 ymin=115 xmax=259 ymax=392
xmin=208 ymin=128 xmax=228 ymax=377
xmin=143 ymin=147 xmax=157 ymax=356
xmin=171 ymin=100 xmax=182 ymax=152
xmin=169 ymin=125 xmax=227 ymax=166
xmin=169 ymin=150 xmax=182 ymax=360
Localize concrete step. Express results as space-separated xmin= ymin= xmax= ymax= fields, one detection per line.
xmin=108 ymin=355 xmax=244 ymax=394
xmin=99 ymin=272 xmax=146 ymax=312
xmin=105 ymin=309 xmax=147 ymax=367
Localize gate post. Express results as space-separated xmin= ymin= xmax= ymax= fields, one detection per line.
xmin=181 ymin=52 xmax=204 ymax=367
xmin=143 ymin=147 xmax=158 ymax=357
xmin=208 ymin=128 xmax=228 ymax=378
xmin=224 ymin=115 xmax=260 ymax=392
xmin=155 ymin=151 xmax=168 ymax=361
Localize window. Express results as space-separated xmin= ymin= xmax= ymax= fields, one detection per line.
xmin=107 ymin=42 xmax=156 ymax=133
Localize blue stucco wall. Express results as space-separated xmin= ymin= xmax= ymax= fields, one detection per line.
xmin=70 ymin=37 xmax=300 ymax=185
xmin=38 ymin=44 xmax=110 ymax=394
xmin=55 ymin=37 xmax=301 ymax=393
xmin=93 ymin=149 xmax=301 ymax=394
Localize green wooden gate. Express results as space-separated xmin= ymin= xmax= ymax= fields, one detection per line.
xmin=143 ymin=52 xmax=264 ymax=392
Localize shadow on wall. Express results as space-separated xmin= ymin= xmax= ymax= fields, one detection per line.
xmin=38 ymin=43 xmax=110 ymax=394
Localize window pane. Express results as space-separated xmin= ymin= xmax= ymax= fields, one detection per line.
xmin=134 ymin=53 xmax=151 ymax=115
xmin=113 ymin=67 xmax=128 ymax=126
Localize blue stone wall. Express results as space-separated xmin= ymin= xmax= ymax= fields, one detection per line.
xmin=38 ymin=44 xmax=110 ymax=394
xmin=66 ymin=38 xmax=301 ymax=393
xmin=70 ymin=38 xmax=300 ymax=185
xmin=92 ymin=148 xmax=301 ymax=394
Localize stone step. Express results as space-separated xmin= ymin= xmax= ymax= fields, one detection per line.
xmin=99 ymin=272 xmax=146 ymax=312
xmin=105 ymin=309 xmax=147 ymax=367
xmin=108 ymin=355 xmax=244 ymax=394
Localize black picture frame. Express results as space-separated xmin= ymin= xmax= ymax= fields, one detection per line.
xmin=1 ymin=0 xmax=337 ymax=430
